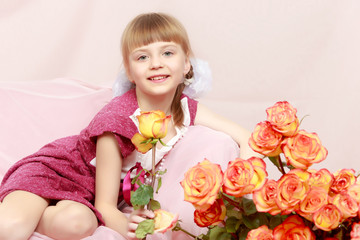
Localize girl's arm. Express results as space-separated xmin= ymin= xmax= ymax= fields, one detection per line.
xmin=194 ymin=103 xmax=261 ymax=159
xmin=95 ymin=132 xmax=129 ymax=237
xmin=95 ymin=132 xmax=154 ymax=240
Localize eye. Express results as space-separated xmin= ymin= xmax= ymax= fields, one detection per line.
xmin=137 ymin=55 xmax=148 ymax=61
xmin=163 ymin=51 xmax=174 ymax=57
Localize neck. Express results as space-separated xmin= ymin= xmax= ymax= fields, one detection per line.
xmin=136 ymin=89 xmax=175 ymax=114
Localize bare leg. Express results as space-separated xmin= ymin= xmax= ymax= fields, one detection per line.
xmin=0 ymin=190 xmax=49 ymax=240
xmin=36 ymin=200 xmax=98 ymax=240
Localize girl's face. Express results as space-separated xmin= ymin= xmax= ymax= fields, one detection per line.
xmin=127 ymin=41 xmax=190 ymax=99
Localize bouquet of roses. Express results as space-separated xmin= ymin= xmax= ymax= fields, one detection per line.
xmin=180 ymin=101 xmax=360 ymax=240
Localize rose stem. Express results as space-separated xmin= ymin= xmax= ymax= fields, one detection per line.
xmin=147 ymin=144 xmax=156 ymax=210
xmin=277 ymin=155 xmax=286 ymax=175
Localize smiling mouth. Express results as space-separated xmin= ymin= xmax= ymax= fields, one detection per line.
xmin=148 ymin=75 xmax=169 ymax=82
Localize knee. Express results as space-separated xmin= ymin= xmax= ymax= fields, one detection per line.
xmin=50 ymin=203 xmax=98 ymax=238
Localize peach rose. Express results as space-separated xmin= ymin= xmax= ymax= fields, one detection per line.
xmin=298 ymin=187 xmax=328 ymax=221
xmin=266 ymin=101 xmax=299 ymax=137
xmin=223 ymin=157 xmax=267 ymax=198
xmin=331 ymin=193 xmax=359 ymax=220
xmin=253 ymin=179 xmax=281 ymax=215
xmin=131 ymin=110 xmax=171 ymax=153
xmin=351 ymin=222 xmax=360 ymax=240
xmin=308 ymin=168 xmax=334 ymax=193
xmin=313 ymin=204 xmax=342 ymax=231
xmin=330 ymin=169 xmax=356 ymax=194
xmin=348 ymin=183 xmax=360 ymax=204
xmin=246 ymin=225 xmax=274 ymax=240
xmin=194 ymin=198 xmax=226 ymax=227
xmin=282 ymin=130 xmax=328 ymax=169
xmin=180 ymin=159 xmax=223 ymax=211
xmin=276 ymin=169 xmax=310 ymax=214
xmin=249 ymin=121 xmax=283 ymax=157
xmin=153 ymin=209 xmax=178 ymax=233
xmin=273 ymin=215 xmax=315 ymax=240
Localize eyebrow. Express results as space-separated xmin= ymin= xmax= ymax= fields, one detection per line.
xmin=132 ymin=43 xmax=178 ymax=54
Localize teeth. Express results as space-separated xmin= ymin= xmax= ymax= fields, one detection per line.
xmin=150 ymin=76 xmax=166 ymax=81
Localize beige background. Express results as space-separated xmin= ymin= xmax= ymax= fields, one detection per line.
xmin=1 ymin=0 xmax=360 ymax=176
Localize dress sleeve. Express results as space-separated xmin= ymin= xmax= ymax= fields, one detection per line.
xmin=80 ymin=92 xmax=138 ymax=159
xmin=183 ymin=95 xmax=198 ymax=126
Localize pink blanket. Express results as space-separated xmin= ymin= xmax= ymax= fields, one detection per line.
xmin=0 ymin=78 xmax=240 ymax=239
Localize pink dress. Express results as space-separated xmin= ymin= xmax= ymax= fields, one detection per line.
xmin=0 ymin=88 xmax=198 ymax=225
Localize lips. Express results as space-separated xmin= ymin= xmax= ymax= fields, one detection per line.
xmin=148 ymin=75 xmax=169 ymax=83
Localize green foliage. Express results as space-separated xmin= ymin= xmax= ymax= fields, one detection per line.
xmin=135 ymin=219 xmax=155 ymax=239
xmin=130 ymin=184 xmax=153 ymax=208
xmin=148 ymin=199 xmax=161 ymax=211
xmin=209 ymin=226 xmax=233 ymax=240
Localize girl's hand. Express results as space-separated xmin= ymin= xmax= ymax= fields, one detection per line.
xmin=127 ymin=209 xmax=155 ymax=240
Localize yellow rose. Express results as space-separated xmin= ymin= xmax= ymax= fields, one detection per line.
xmin=246 ymin=225 xmax=274 ymax=240
xmin=249 ymin=121 xmax=283 ymax=157
xmin=194 ymin=198 xmax=226 ymax=227
xmin=131 ymin=110 xmax=171 ymax=153
xmin=275 ymin=169 xmax=310 ymax=214
xmin=253 ymin=179 xmax=281 ymax=215
xmin=313 ymin=204 xmax=342 ymax=231
xmin=282 ymin=130 xmax=328 ymax=169
xmin=180 ymin=159 xmax=223 ymax=211
xmin=153 ymin=209 xmax=178 ymax=233
xmin=223 ymin=157 xmax=267 ymax=198
xmin=273 ymin=215 xmax=315 ymax=240
xmin=308 ymin=168 xmax=334 ymax=193
xmin=266 ymin=101 xmax=299 ymax=137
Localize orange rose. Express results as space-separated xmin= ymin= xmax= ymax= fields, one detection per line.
xmin=313 ymin=204 xmax=342 ymax=231
xmin=308 ymin=168 xmax=334 ymax=192
xmin=246 ymin=225 xmax=274 ymax=240
xmin=331 ymin=193 xmax=359 ymax=220
xmin=282 ymin=130 xmax=328 ymax=169
xmin=253 ymin=179 xmax=281 ymax=215
xmin=180 ymin=159 xmax=223 ymax=211
xmin=131 ymin=110 xmax=171 ymax=153
xmin=266 ymin=101 xmax=299 ymax=137
xmin=153 ymin=209 xmax=178 ymax=233
xmin=330 ymin=169 xmax=356 ymax=194
xmin=249 ymin=121 xmax=283 ymax=157
xmin=298 ymin=187 xmax=328 ymax=221
xmin=351 ymin=222 xmax=360 ymax=240
xmin=194 ymin=198 xmax=226 ymax=227
xmin=273 ymin=215 xmax=315 ymax=240
xmin=223 ymin=157 xmax=267 ymax=198
xmin=276 ymin=169 xmax=310 ymax=214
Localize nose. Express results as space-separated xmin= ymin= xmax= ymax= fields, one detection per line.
xmin=150 ymin=56 xmax=163 ymax=69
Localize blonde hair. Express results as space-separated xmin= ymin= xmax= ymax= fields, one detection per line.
xmin=121 ymin=13 xmax=194 ymax=127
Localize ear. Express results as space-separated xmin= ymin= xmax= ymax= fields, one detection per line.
xmin=183 ymin=57 xmax=191 ymax=76
xmin=125 ymin=66 xmax=135 ymax=83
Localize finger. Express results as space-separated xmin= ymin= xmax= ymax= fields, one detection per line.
xmin=127 ymin=232 xmax=137 ymax=240
xmin=128 ymin=222 xmax=138 ymax=231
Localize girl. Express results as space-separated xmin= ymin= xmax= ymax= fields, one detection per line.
xmin=0 ymin=13 xmax=255 ymax=240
